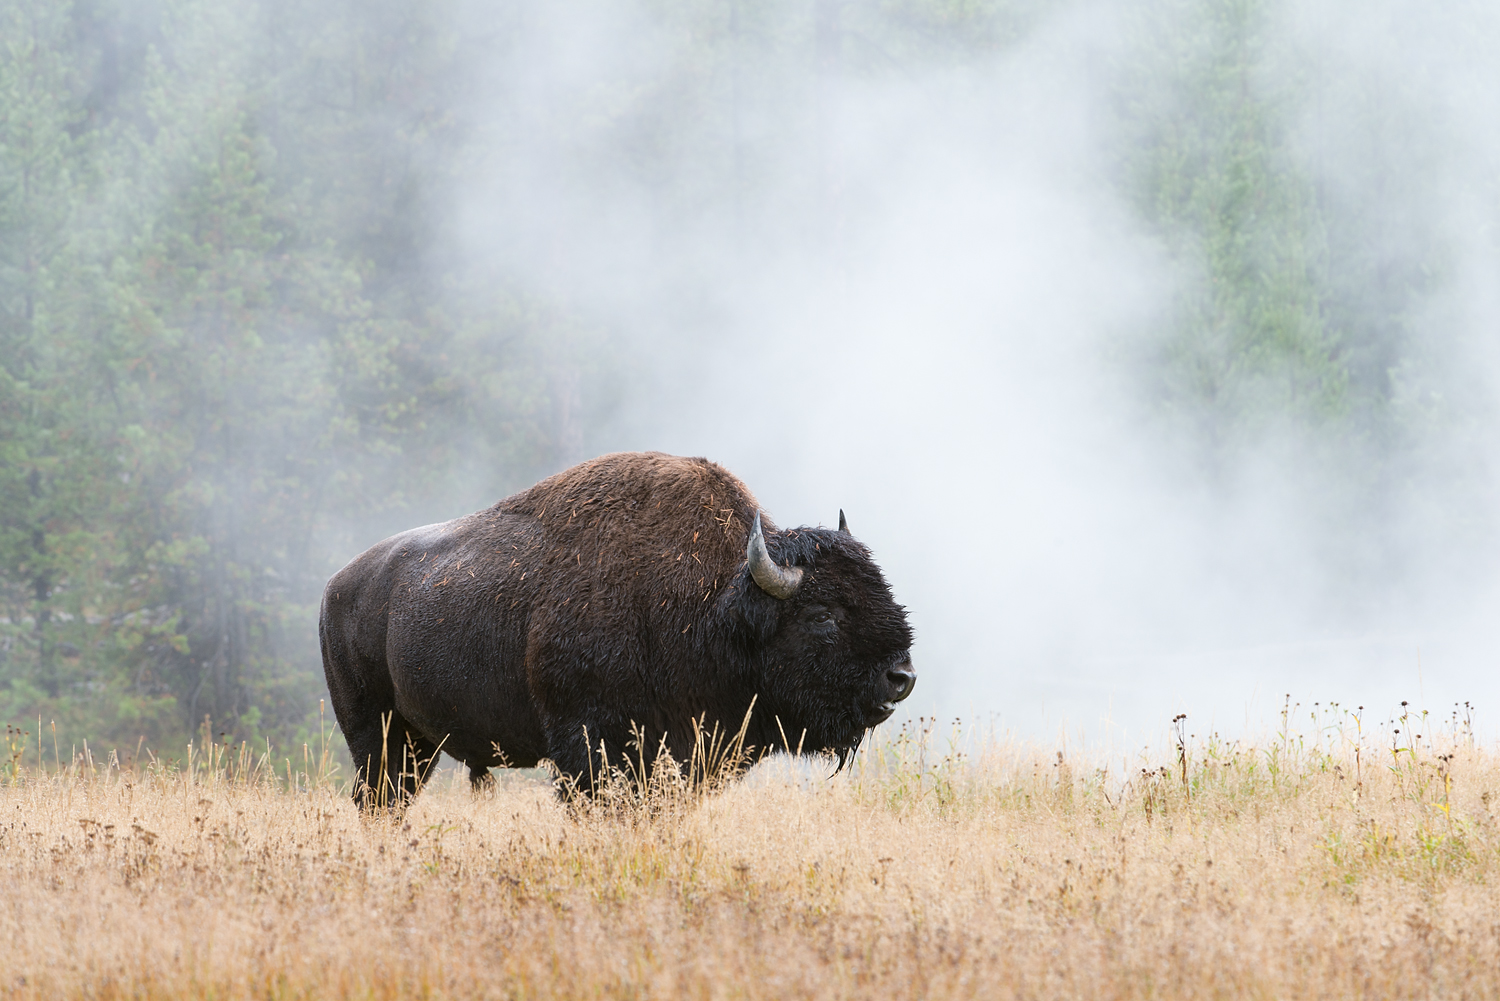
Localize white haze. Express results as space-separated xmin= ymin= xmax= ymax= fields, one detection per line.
xmin=443 ymin=0 xmax=1500 ymax=748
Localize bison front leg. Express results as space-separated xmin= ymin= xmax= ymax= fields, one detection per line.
xmin=543 ymin=716 xmax=636 ymax=799
xmin=346 ymin=709 xmax=441 ymax=812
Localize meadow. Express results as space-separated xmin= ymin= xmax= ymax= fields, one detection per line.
xmin=0 ymin=704 xmax=1497 ymax=1000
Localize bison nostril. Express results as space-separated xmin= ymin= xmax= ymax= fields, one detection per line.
xmin=886 ymin=668 xmax=916 ymax=703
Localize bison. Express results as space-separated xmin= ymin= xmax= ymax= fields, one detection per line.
xmin=319 ymin=451 xmax=915 ymax=806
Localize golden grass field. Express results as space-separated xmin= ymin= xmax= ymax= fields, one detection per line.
xmin=1 ymin=704 xmax=1498 ymax=1000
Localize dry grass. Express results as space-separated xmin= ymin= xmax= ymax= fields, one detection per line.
xmin=2 ymin=705 xmax=1500 ymax=999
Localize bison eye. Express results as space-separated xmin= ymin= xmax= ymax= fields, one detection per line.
xmin=810 ymin=610 xmax=834 ymax=625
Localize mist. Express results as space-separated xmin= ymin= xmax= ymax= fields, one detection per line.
xmin=4 ymin=0 xmax=1499 ymax=756
xmin=437 ymin=0 xmax=1500 ymax=746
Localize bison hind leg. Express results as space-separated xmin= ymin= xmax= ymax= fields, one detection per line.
xmin=348 ymin=709 xmax=441 ymax=812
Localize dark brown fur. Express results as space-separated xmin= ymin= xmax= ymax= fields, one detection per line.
xmin=320 ymin=452 xmax=914 ymax=805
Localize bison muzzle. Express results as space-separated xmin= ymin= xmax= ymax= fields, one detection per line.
xmin=319 ymin=452 xmax=915 ymax=807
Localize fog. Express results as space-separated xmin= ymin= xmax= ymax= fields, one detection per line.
xmin=437 ymin=0 xmax=1500 ymax=746
xmin=17 ymin=0 xmax=1500 ymax=755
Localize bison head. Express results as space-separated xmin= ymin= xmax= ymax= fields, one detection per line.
xmin=735 ymin=511 xmax=916 ymax=758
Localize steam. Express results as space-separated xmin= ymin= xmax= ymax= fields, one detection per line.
xmin=437 ymin=0 xmax=1500 ymax=744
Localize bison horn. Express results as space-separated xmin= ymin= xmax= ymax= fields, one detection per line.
xmin=838 ymin=509 xmax=849 ymax=534
xmin=747 ymin=510 xmax=803 ymax=599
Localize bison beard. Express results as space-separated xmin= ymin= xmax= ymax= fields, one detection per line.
xmin=319 ymin=452 xmax=916 ymax=808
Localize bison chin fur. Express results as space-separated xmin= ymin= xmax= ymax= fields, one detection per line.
xmin=319 ymin=452 xmax=915 ymax=808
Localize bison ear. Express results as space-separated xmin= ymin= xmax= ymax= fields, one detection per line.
xmin=747 ymin=510 xmax=803 ymax=599
xmin=838 ymin=509 xmax=849 ymax=534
